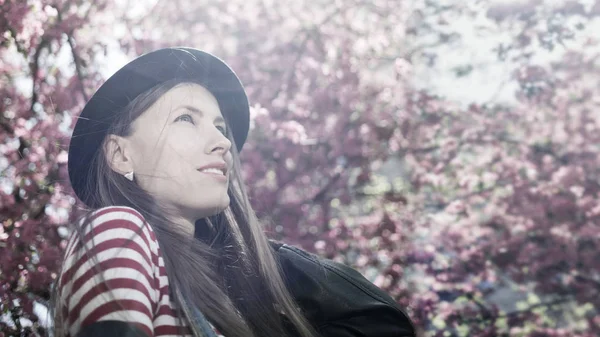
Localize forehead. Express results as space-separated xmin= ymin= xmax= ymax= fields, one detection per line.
xmin=140 ymin=83 xmax=223 ymax=122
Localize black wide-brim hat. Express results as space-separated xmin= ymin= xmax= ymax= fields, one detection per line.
xmin=68 ymin=47 xmax=250 ymax=207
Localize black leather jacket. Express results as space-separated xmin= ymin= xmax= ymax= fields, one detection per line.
xmin=271 ymin=241 xmax=416 ymax=337
xmin=75 ymin=242 xmax=416 ymax=337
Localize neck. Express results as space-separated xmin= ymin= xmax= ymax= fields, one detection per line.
xmin=160 ymin=210 xmax=197 ymax=237
xmin=194 ymin=218 xmax=217 ymax=243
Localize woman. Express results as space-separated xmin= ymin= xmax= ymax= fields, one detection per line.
xmin=52 ymin=47 xmax=415 ymax=337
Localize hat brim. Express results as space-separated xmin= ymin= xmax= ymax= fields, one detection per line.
xmin=67 ymin=47 xmax=249 ymax=207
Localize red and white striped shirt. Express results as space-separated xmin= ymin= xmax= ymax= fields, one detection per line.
xmin=57 ymin=206 xmax=219 ymax=337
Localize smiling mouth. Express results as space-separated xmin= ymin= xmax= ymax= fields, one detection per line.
xmin=197 ymin=168 xmax=228 ymax=182
xmin=197 ymin=167 xmax=226 ymax=176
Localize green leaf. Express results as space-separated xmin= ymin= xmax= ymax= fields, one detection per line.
xmin=495 ymin=317 xmax=507 ymax=330
xmin=457 ymin=323 xmax=470 ymax=337
xmin=432 ymin=316 xmax=447 ymax=329
xmin=527 ymin=293 xmax=541 ymax=305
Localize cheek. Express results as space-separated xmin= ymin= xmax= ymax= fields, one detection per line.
xmin=168 ymin=131 xmax=200 ymax=153
xmin=138 ymin=130 xmax=201 ymax=175
xmin=165 ymin=130 xmax=204 ymax=166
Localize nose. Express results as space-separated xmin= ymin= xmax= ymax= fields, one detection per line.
xmin=205 ymin=130 xmax=232 ymax=155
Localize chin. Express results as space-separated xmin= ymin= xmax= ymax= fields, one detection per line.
xmin=197 ymin=197 xmax=231 ymax=218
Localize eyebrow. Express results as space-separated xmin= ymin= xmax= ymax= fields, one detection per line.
xmin=175 ymin=105 xmax=225 ymax=124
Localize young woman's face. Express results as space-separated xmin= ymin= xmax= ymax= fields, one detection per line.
xmin=126 ymin=83 xmax=232 ymax=221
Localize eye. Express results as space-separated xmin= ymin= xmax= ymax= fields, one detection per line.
xmin=175 ymin=113 xmax=195 ymax=124
xmin=216 ymin=125 xmax=227 ymax=135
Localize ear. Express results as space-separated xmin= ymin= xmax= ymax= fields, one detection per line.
xmin=103 ymin=134 xmax=135 ymax=175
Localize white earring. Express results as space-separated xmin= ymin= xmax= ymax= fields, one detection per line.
xmin=124 ymin=171 xmax=134 ymax=181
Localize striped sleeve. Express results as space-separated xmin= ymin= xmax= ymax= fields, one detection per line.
xmin=58 ymin=206 xmax=160 ymax=337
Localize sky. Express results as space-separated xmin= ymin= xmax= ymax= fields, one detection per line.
xmin=97 ymin=0 xmax=600 ymax=109
xmin=411 ymin=0 xmax=600 ymax=107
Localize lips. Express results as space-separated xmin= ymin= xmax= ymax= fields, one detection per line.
xmin=197 ymin=162 xmax=227 ymax=176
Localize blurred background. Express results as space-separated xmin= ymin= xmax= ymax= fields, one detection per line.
xmin=1 ymin=0 xmax=599 ymax=336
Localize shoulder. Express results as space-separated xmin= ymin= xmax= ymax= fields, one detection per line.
xmin=58 ymin=206 xmax=162 ymax=337
xmin=60 ymin=206 xmax=161 ymax=292
xmin=78 ymin=206 xmax=155 ymax=240
xmin=65 ymin=206 xmax=158 ymax=261
xmin=83 ymin=205 xmax=147 ymax=227
xmin=270 ymin=240 xmax=416 ymax=336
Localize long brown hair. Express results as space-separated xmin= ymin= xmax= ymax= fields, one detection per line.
xmin=50 ymin=78 xmax=319 ymax=337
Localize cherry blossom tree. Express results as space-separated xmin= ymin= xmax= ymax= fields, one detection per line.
xmin=1 ymin=0 xmax=599 ymax=336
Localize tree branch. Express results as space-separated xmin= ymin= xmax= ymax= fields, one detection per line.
xmin=53 ymin=0 xmax=90 ymax=103
xmin=575 ymin=275 xmax=600 ymax=291
xmin=499 ymin=296 xmax=574 ymax=319
xmin=423 ymin=185 xmax=502 ymax=210
xmin=7 ymin=27 xmax=28 ymax=56
xmin=66 ymin=33 xmax=89 ymax=102
xmin=30 ymin=37 xmax=50 ymax=112
xmin=462 ymin=295 xmax=575 ymax=324
xmin=404 ymin=133 xmax=523 ymax=156
xmin=268 ymin=4 xmax=348 ymax=103
xmin=311 ymin=171 xmax=343 ymax=204
xmin=466 ymin=293 xmax=495 ymax=320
